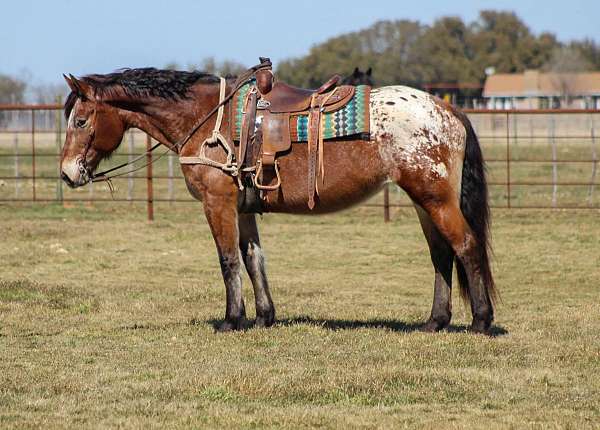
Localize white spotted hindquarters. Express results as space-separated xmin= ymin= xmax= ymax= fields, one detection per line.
xmin=369 ymin=86 xmax=467 ymax=203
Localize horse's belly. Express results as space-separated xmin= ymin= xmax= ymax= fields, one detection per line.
xmin=262 ymin=139 xmax=387 ymax=214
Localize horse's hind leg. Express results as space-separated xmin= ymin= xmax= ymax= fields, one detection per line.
xmin=238 ymin=213 xmax=275 ymax=327
xmin=419 ymin=200 xmax=493 ymax=333
xmin=414 ymin=204 xmax=454 ymax=332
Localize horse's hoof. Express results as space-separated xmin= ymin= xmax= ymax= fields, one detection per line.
xmin=255 ymin=314 xmax=275 ymax=328
xmin=216 ymin=318 xmax=247 ymax=333
xmin=419 ymin=320 xmax=441 ymax=333
xmin=420 ymin=316 xmax=450 ymax=333
xmin=469 ymin=320 xmax=492 ymax=336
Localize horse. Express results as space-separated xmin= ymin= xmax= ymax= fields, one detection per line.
xmin=60 ymin=67 xmax=496 ymax=334
xmin=342 ymin=67 xmax=374 ymax=86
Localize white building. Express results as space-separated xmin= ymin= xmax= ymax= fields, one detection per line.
xmin=483 ymin=70 xmax=600 ymax=110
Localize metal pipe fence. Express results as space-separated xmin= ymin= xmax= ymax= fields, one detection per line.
xmin=1 ymin=104 xmax=599 ymax=221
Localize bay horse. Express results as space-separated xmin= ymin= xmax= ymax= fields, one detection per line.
xmin=60 ymin=67 xmax=496 ymax=334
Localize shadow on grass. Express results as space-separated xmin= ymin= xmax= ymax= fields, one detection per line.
xmin=205 ymin=316 xmax=508 ymax=337
xmin=279 ymin=316 xmax=508 ymax=337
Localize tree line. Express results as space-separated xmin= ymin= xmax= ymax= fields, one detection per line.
xmin=276 ymin=10 xmax=600 ymax=88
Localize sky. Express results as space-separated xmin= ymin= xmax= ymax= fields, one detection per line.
xmin=1 ymin=0 xmax=599 ymax=86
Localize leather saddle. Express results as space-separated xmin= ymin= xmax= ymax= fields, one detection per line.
xmin=238 ymin=58 xmax=356 ymax=209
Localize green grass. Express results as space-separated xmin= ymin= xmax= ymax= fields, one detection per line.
xmin=0 ymin=203 xmax=599 ymax=428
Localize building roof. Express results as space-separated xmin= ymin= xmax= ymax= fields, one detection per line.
xmin=422 ymin=82 xmax=482 ymax=90
xmin=483 ymin=70 xmax=600 ymax=97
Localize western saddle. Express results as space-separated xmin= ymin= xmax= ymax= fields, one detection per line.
xmin=181 ymin=57 xmax=358 ymax=210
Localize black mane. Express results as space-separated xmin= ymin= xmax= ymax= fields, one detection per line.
xmin=64 ymin=68 xmax=219 ymax=119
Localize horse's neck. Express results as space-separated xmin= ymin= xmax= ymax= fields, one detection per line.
xmin=120 ymin=99 xmax=192 ymax=149
xmin=120 ymin=85 xmax=218 ymax=150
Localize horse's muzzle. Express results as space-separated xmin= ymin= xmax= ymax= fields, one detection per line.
xmin=61 ymin=171 xmax=78 ymax=188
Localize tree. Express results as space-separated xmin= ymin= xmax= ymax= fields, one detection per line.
xmin=0 ymin=74 xmax=26 ymax=104
xmin=0 ymin=74 xmax=26 ymax=127
xmin=410 ymin=16 xmax=476 ymax=84
xmin=529 ymin=32 xmax=562 ymax=70
xmin=190 ymin=57 xmax=247 ymax=77
xmin=164 ymin=62 xmax=181 ymax=71
xmin=469 ymin=11 xmax=540 ymax=77
xmin=543 ymin=46 xmax=593 ymax=106
xmin=164 ymin=58 xmax=247 ymax=77
xmin=31 ymin=83 xmax=68 ymax=104
xmin=569 ymin=39 xmax=600 ymax=70
xmin=164 ymin=12 xmax=600 ymax=91
xmin=277 ymin=20 xmax=424 ymax=87
xmin=275 ymin=11 xmax=568 ymax=88
xmin=363 ymin=20 xmax=424 ymax=86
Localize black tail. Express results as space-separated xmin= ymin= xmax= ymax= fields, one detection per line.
xmin=454 ymin=113 xmax=497 ymax=307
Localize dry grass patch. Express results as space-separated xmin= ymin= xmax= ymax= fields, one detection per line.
xmin=0 ymin=203 xmax=599 ymax=428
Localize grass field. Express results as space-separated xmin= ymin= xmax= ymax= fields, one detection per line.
xmin=0 ymin=202 xmax=599 ymax=429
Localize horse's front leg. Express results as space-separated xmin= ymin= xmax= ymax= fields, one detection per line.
xmin=202 ymin=184 xmax=247 ymax=332
xmin=239 ymin=213 xmax=275 ymax=327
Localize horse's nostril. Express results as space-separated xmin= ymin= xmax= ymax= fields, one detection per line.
xmin=61 ymin=171 xmax=75 ymax=187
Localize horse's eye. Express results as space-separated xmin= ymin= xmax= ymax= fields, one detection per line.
xmin=75 ymin=118 xmax=87 ymax=128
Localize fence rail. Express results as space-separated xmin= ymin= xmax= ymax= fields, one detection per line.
xmin=1 ymin=104 xmax=599 ymax=221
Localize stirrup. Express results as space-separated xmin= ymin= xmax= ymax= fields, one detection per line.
xmin=254 ymin=160 xmax=281 ymax=191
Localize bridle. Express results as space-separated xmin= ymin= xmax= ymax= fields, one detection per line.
xmin=75 ymin=104 xmax=98 ymax=185
xmin=76 ymin=59 xmax=273 ymax=189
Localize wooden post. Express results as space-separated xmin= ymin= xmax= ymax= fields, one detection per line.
xmin=383 ymin=183 xmax=390 ymax=222
xmin=127 ymin=131 xmax=134 ymax=202
xmin=87 ymin=180 xmax=94 ymax=206
xmin=146 ymin=134 xmax=154 ymax=221
xmin=31 ymin=109 xmax=36 ymax=201
xmin=168 ymin=151 xmax=174 ymax=205
xmin=589 ymin=125 xmax=597 ymax=206
xmin=55 ymin=95 xmax=63 ymax=202
xmin=14 ymin=134 xmax=19 ymax=198
xmin=506 ymin=112 xmax=511 ymax=208
xmin=551 ymin=116 xmax=558 ymax=208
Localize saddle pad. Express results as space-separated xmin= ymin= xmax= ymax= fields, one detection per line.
xmin=290 ymin=85 xmax=370 ymax=142
xmin=233 ymin=79 xmax=256 ymax=140
xmin=232 ymin=83 xmax=370 ymax=141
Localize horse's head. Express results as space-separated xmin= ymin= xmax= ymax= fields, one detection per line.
xmin=60 ymin=74 xmax=126 ymax=188
xmin=342 ymin=67 xmax=374 ymax=86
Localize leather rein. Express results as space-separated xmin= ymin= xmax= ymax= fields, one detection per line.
xmin=82 ymin=59 xmax=273 ymax=187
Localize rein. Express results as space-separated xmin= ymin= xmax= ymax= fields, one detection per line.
xmin=86 ymin=59 xmax=273 ymax=187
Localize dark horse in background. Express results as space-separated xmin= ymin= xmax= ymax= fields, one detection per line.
xmin=342 ymin=67 xmax=374 ymax=86
xmin=60 ymin=66 xmax=497 ymax=334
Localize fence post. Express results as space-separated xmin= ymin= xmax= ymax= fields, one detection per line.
xmin=31 ymin=109 xmax=36 ymax=201
xmin=146 ymin=134 xmax=154 ymax=221
xmin=589 ymin=124 xmax=597 ymax=206
xmin=383 ymin=183 xmax=390 ymax=222
xmin=87 ymin=181 xmax=94 ymax=206
xmin=168 ymin=151 xmax=174 ymax=205
xmin=55 ymin=95 xmax=63 ymax=202
xmin=550 ymin=116 xmax=557 ymax=208
xmin=14 ymin=134 xmax=19 ymax=198
xmin=506 ymin=111 xmax=511 ymax=208
xmin=127 ymin=131 xmax=134 ymax=201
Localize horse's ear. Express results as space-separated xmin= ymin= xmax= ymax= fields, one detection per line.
xmin=66 ymin=74 xmax=95 ymax=100
xmin=63 ymin=74 xmax=79 ymax=94
xmin=353 ymin=67 xmax=360 ymax=76
xmin=366 ymin=67 xmax=372 ymax=76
